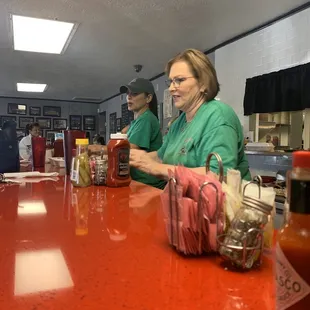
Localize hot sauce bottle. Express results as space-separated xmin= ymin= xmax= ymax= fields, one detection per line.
xmin=106 ymin=133 xmax=131 ymax=187
xmin=275 ymin=151 xmax=310 ymax=310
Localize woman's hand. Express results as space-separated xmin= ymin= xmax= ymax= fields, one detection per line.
xmin=130 ymin=149 xmax=156 ymax=174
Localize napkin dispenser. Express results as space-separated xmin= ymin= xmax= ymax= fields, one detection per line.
xmin=0 ymin=120 xmax=20 ymax=173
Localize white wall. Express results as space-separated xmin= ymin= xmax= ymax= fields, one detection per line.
xmin=99 ymin=52 xmax=215 ymax=142
xmin=215 ymin=7 xmax=310 ymax=133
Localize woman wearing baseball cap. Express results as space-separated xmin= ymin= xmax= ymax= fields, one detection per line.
xmin=89 ymin=78 xmax=165 ymax=189
xmin=119 ymin=78 xmax=165 ymax=189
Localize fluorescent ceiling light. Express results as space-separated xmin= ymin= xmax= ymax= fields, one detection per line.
xmin=14 ymin=248 xmax=74 ymax=295
xmin=12 ymin=15 xmax=75 ymax=54
xmin=18 ymin=200 xmax=47 ymax=215
xmin=17 ymin=83 xmax=47 ymax=92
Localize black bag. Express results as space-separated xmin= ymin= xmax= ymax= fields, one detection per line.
xmin=0 ymin=120 xmax=20 ymax=173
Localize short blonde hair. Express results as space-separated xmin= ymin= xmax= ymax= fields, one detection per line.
xmin=165 ymin=48 xmax=220 ymax=101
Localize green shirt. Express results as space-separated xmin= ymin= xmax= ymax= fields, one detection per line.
xmin=158 ymin=100 xmax=251 ymax=180
xmin=127 ymin=109 xmax=166 ymax=189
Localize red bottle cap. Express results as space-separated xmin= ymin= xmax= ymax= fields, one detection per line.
xmin=293 ymin=151 xmax=310 ymax=168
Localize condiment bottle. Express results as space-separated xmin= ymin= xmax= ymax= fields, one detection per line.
xmin=275 ymin=151 xmax=310 ymax=310
xmin=106 ymin=133 xmax=131 ymax=187
xmin=70 ymin=139 xmax=91 ymax=187
xmin=94 ymin=156 xmax=108 ymax=186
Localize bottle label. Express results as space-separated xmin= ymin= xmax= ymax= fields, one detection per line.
xmin=70 ymin=159 xmax=79 ymax=183
xmin=275 ymin=243 xmax=310 ymax=309
xmin=117 ymin=148 xmax=130 ymax=177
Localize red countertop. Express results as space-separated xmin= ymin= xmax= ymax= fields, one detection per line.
xmin=0 ymin=173 xmax=275 ymax=310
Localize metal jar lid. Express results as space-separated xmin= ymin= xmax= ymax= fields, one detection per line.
xmin=243 ymin=196 xmax=273 ymax=215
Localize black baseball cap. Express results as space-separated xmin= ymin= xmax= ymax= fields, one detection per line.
xmin=120 ymin=78 xmax=155 ymax=95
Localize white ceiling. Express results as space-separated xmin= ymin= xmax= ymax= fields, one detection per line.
xmin=0 ymin=0 xmax=308 ymax=103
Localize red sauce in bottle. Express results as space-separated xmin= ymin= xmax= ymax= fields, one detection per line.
xmin=106 ymin=133 xmax=131 ymax=187
xmin=275 ymin=151 xmax=310 ymax=310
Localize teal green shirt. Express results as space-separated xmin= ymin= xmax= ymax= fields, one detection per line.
xmin=158 ymin=100 xmax=251 ymax=180
xmin=127 ymin=109 xmax=166 ymax=189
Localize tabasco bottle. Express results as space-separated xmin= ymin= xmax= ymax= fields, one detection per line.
xmin=275 ymin=151 xmax=310 ymax=310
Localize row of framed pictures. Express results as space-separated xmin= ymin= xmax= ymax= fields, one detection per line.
xmin=15 ymin=129 xmax=92 ymax=141
xmin=0 ymin=115 xmax=96 ymax=131
xmin=7 ymin=103 xmax=62 ymax=117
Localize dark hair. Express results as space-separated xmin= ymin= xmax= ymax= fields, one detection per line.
xmin=96 ymin=136 xmax=105 ymax=145
xmin=25 ymin=123 xmax=31 ymax=135
xmin=2 ymin=120 xmax=16 ymax=130
xmin=29 ymin=122 xmax=40 ymax=130
xmin=147 ymin=92 xmax=158 ymax=119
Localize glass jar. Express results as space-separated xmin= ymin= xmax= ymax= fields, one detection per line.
xmin=94 ymin=156 xmax=108 ymax=186
xmin=70 ymin=139 xmax=91 ymax=187
xmin=219 ymin=196 xmax=273 ymax=269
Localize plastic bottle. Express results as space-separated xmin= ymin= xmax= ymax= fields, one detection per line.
xmin=106 ymin=133 xmax=131 ymax=187
xmin=275 ymin=151 xmax=310 ymax=310
xmin=70 ymin=139 xmax=91 ymax=187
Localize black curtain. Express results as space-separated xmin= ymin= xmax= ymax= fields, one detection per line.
xmin=243 ymin=62 xmax=310 ymax=115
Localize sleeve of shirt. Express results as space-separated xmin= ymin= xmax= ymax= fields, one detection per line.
xmin=128 ymin=117 xmax=152 ymax=150
xmin=196 ymin=125 xmax=238 ymax=175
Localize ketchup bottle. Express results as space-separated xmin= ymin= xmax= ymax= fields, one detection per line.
xmin=275 ymin=151 xmax=310 ymax=310
xmin=106 ymin=133 xmax=131 ymax=187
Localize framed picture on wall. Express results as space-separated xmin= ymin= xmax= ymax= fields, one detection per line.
xmin=116 ymin=118 xmax=121 ymax=132
xmin=69 ymin=115 xmax=82 ymax=130
xmin=45 ymin=130 xmax=60 ymax=141
xmin=19 ymin=117 xmax=34 ymax=129
xmin=83 ymin=115 xmax=96 ymax=131
xmin=53 ymin=118 xmax=67 ymax=130
xmin=121 ymin=103 xmax=129 ymax=128
xmin=29 ymin=106 xmax=41 ymax=116
xmin=16 ymin=129 xmax=25 ymax=140
xmin=0 ymin=115 xmax=17 ymax=127
xmin=7 ymin=103 xmax=27 ymax=115
xmin=43 ymin=106 xmax=61 ymax=117
xmin=36 ymin=117 xmax=51 ymax=129
xmin=109 ymin=112 xmax=117 ymax=135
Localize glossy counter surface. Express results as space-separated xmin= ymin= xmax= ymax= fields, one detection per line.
xmin=0 ymin=174 xmax=275 ymax=310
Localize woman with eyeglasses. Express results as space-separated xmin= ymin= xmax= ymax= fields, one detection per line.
xmin=130 ymin=49 xmax=251 ymax=181
xmin=89 ymin=78 xmax=165 ymax=189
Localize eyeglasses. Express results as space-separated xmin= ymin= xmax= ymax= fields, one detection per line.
xmin=165 ymin=76 xmax=195 ymax=88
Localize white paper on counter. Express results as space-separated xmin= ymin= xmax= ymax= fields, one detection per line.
xmin=4 ymin=172 xmax=59 ymax=178
xmin=5 ymin=177 xmax=59 ymax=184
xmin=163 ymin=88 xmax=172 ymax=119
xmin=20 ymin=177 xmax=59 ymax=183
